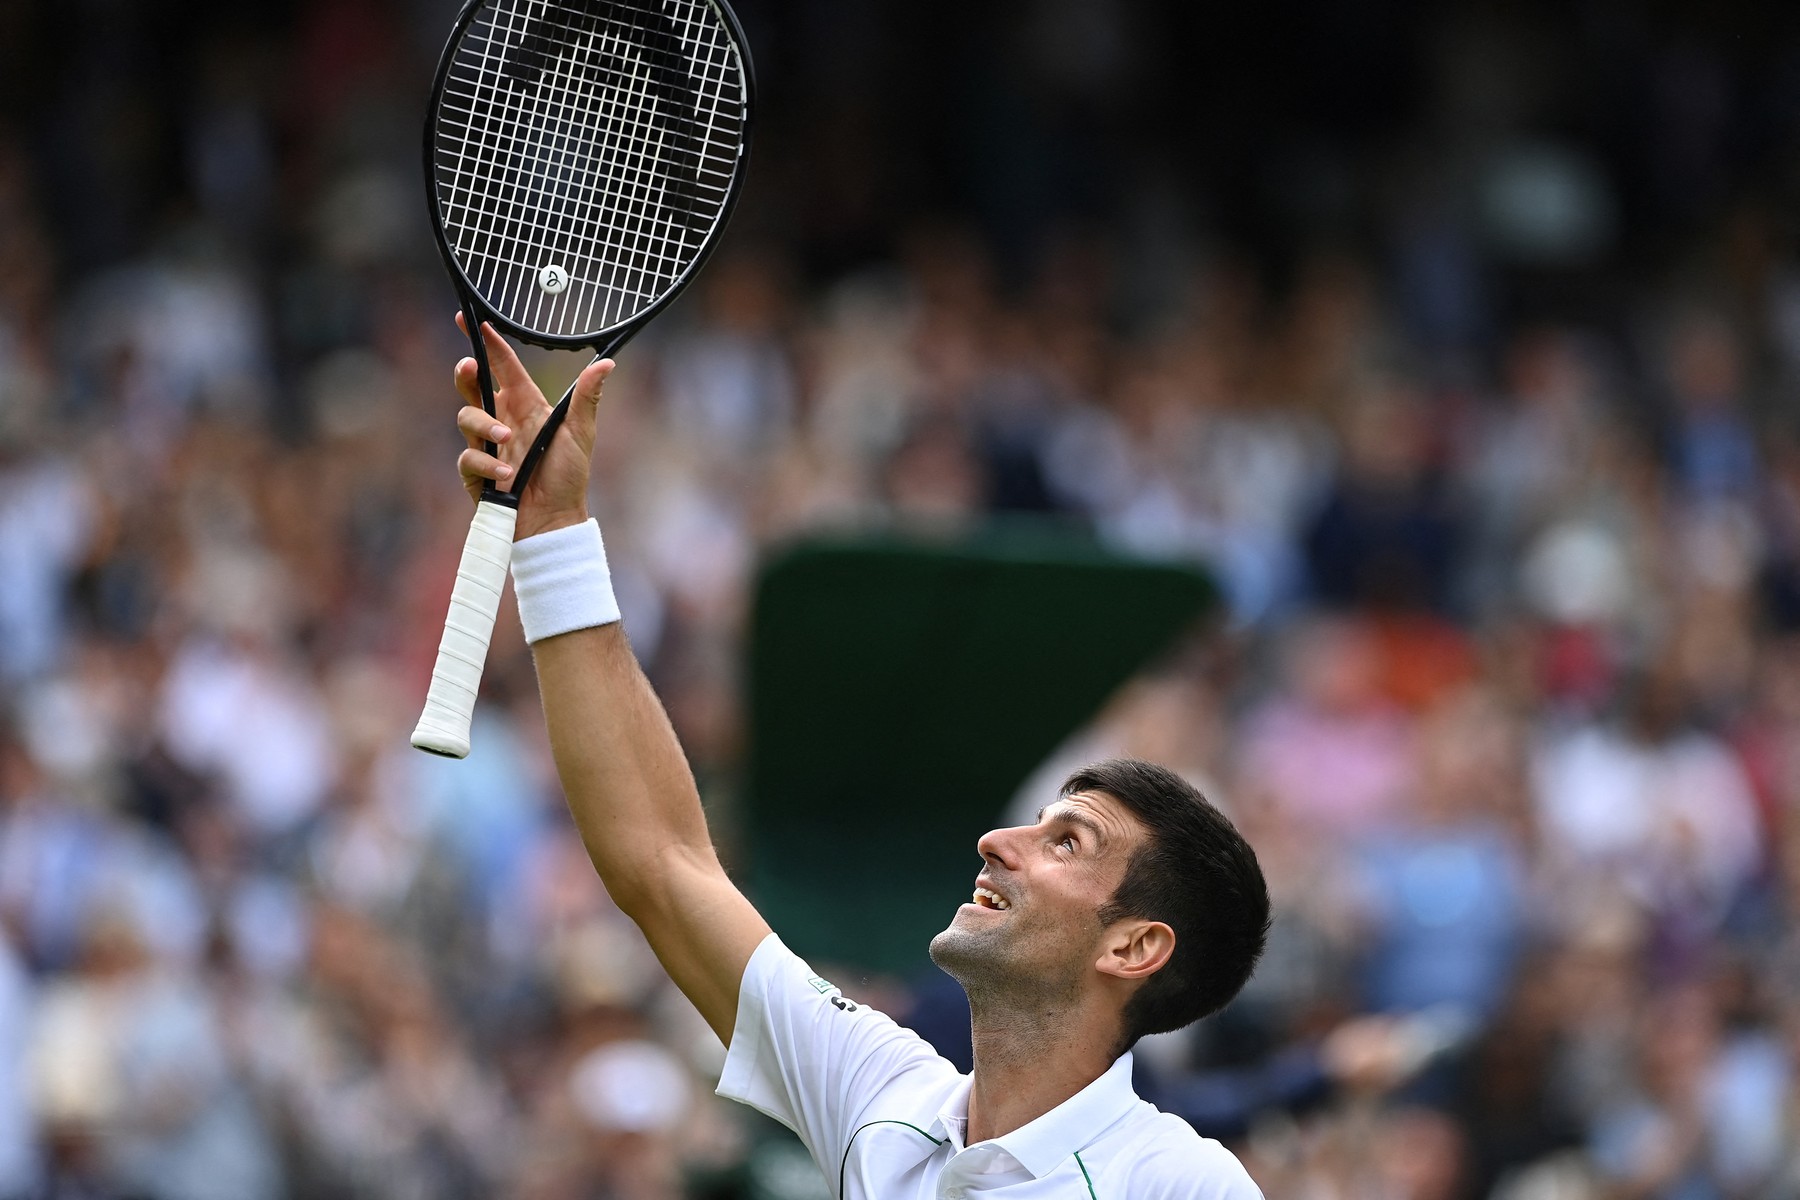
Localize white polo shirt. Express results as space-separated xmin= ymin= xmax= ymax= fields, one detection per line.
xmin=718 ymin=934 xmax=1263 ymax=1199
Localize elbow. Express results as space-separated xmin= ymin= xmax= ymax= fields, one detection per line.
xmin=603 ymin=842 xmax=723 ymax=926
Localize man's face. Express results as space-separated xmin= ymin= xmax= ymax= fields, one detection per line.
xmin=929 ymin=790 xmax=1146 ymax=1000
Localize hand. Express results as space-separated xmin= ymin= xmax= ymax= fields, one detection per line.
xmin=1319 ymin=1015 xmax=1410 ymax=1094
xmin=452 ymin=313 xmax=616 ymax=541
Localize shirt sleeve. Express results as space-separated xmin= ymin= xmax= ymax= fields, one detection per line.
xmin=717 ymin=933 xmax=955 ymax=1170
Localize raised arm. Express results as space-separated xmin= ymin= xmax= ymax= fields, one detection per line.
xmin=451 ymin=319 xmax=770 ymax=1044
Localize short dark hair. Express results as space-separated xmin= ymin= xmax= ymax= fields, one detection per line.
xmin=1063 ymin=758 xmax=1271 ymax=1053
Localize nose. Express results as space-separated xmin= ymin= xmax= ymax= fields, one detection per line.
xmin=976 ymin=824 xmax=1022 ymax=872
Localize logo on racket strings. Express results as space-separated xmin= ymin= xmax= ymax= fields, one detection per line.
xmin=539 ymin=264 xmax=569 ymax=295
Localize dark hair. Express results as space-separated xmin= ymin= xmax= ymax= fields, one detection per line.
xmin=1063 ymin=758 xmax=1271 ymax=1053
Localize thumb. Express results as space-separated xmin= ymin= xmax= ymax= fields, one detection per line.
xmin=565 ymin=357 xmax=616 ymax=444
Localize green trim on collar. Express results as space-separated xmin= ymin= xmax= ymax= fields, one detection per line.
xmin=835 ymin=1120 xmax=1104 ymax=1198
xmin=1075 ymin=1150 xmax=1098 ymax=1199
xmin=839 ymin=1120 xmax=945 ymax=1197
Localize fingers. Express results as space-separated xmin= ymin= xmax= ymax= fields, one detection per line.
xmin=575 ymin=358 xmax=616 ymax=409
xmin=456 ymin=405 xmax=512 ymax=449
xmin=455 ymin=400 xmax=512 ymax=495
xmin=458 ymin=447 xmax=514 ymax=485
xmin=564 ymin=358 xmax=616 ymax=441
xmin=453 ymin=314 xmax=529 ymax=394
xmin=454 ymin=358 xmax=482 ymax=409
xmin=477 ymin=320 xmax=533 ymax=390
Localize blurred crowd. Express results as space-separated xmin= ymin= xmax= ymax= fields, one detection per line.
xmin=5 ymin=0 xmax=1800 ymax=1197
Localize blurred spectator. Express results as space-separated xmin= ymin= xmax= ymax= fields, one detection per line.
xmin=1238 ymin=614 xmax=1413 ymax=837
xmin=1355 ymin=692 xmax=1525 ymax=1020
xmin=1452 ymin=957 xmax=1586 ymax=1197
xmin=27 ymin=907 xmax=280 ymax=1200
xmin=1663 ymin=313 xmax=1758 ymax=507
xmin=1588 ymin=985 xmax=1787 ymax=1199
xmin=1534 ymin=663 xmax=1762 ymax=948
xmin=1305 ymin=380 xmax=1462 ymax=615
xmin=0 ymin=447 xmax=95 ymax=683
xmin=159 ymin=637 xmax=337 ymax=844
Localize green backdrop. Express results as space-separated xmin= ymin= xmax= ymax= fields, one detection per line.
xmin=742 ymin=524 xmax=1218 ymax=976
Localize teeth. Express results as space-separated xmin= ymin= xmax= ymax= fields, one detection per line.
xmin=972 ymin=887 xmax=1011 ymax=910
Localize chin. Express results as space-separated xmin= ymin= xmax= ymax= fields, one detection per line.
xmin=929 ymin=922 xmax=1010 ymax=990
xmin=932 ymin=919 xmax=1091 ymax=1005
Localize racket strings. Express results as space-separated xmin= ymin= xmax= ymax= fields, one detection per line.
xmin=448 ymin=0 xmax=723 ymax=331
xmin=451 ymin=1 xmax=680 ymax=315
xmin=435 ymin=0 xmax=744 ymax=339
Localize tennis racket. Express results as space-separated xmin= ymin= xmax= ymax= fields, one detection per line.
xmin=411 ymin=0 xmax=755 ymax=758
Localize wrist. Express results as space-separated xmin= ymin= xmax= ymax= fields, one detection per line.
xmin=515 ymin=507 xmax=590 ymax=543
xmin=511 ymin=518 xmax=621 ymax=643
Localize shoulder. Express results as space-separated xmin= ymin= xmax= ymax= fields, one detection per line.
xmin=741 ymin=935 xmax=926 ymax=1053
xmin=1094 ymin=1111 xmax=1263 ymax=1200
xmin=721 ymin=934 xmax=962 ymax=1127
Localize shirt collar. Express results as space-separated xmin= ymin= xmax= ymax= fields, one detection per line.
xmin=929 ymin=1077 xmax=973 ymax=1152
xmin=932 ymin=1052 xmax=1139 ymax=1178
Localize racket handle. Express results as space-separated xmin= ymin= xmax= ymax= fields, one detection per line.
xmin=411 ymin=499 xmax=518 ymax=758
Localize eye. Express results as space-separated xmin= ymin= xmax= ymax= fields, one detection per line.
xmin=1058 ymin=835 xmax=1077 ymax=853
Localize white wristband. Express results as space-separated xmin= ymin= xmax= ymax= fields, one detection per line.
xmin=510 ymin=519 xmax=622 ymax=644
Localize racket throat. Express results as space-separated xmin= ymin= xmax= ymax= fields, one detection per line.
xmin=479 ymin=485 xmax=521 ymax=509
xmin=510 ymin=382 xmax=576 ymax=498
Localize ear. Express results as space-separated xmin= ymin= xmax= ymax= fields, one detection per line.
xmin=1094 ymin=919 xmax=1175 ymax=983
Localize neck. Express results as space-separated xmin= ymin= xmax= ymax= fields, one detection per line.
xmin=962 ymin=987 xmax=1120 ymax=1145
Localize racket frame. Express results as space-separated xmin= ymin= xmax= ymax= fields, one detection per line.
xmin=422 ymin=0 xmax=758 ymax=360
xmin=411 ymin=0 xmax=756 ymax=757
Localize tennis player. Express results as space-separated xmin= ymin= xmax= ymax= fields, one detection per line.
xmin=451 ymin=325 xmax=1271 ymax=1198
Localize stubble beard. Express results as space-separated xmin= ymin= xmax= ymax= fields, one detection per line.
xmin=928 ymin=921 xmax=1009 ymax=1002
xmin=928 ymin=915 xmax=1084 ymax=1016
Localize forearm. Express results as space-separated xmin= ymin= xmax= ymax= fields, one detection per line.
xmin=511 ymin=518 xmax=770 ymax=1043
xmin=531 ymin=622 xmax=720 ymax=913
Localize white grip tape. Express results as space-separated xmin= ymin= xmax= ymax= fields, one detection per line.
xmin=411 ymin=500 xmax=518 ymax=758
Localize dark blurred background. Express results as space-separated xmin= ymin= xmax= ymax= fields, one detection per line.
xmin=4 ymin=0 xmax=1800 ymax=1196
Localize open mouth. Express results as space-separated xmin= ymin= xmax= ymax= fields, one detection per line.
xmin=970 ymin=886 xmax=1011 ymax=911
